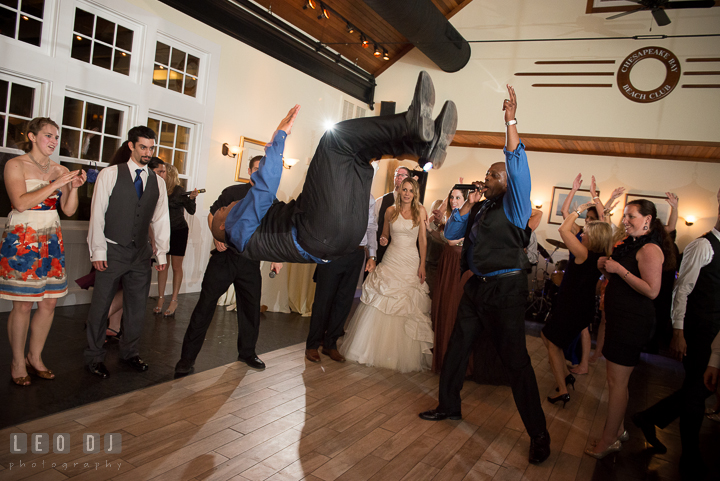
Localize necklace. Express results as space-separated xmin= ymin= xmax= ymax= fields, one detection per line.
xmin=28 ymin=153 xmax=51 ymax=173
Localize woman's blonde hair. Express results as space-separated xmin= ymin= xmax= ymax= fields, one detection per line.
xmin=165 ymin=164 xmax=180 ymax=195
xmin=583 ymin=221 xmax=613 ymax=256
xmin=389 ymin=177 xmax=422 ymax=227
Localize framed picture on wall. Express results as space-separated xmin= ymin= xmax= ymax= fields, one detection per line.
xmin=234 ymin=136 xmax=266 ymax=183
xmin=548 ymin=187 xmax=600 ymax=225
xmin=624 ymin=193 xmax=671 ymax=225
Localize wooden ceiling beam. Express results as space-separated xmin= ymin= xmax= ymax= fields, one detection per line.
xmin=451 ymin=131 xmax=720 ymax=163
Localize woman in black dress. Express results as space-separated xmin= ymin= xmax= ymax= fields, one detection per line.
xmin=153 ymin=163 xmax=197 ymax=317
xmin=586 ymin=199 xmax=672 ymax=458
xmin=541 ymin=202 xmax=612 ymax=407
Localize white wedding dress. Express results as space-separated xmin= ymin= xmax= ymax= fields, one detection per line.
xmin=340 ymin=214 xmax=434 ymax=373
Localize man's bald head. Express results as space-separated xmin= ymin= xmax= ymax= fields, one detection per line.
xmin=484 ymin=162 xmax=508 ymax=199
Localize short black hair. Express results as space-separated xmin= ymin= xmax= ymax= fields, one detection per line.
xmin=128 ymin=126 xmax=156 ymax=144
xmin=249 ymin=155 xmax=263 ymax=171
xmin=587 ymin=206 xmax=598 ymax=218
xmin=148 ymin=157 xmax=165 ymax=170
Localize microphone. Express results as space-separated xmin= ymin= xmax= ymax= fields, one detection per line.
xmin=453 ymin=183 xmax=485 ymax=192
xmin=269 ymin=268 xmax=277 ymax=278
xmin=182 ymin=188 xmax=206 ymax=196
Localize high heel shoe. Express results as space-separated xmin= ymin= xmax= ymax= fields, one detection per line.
xmin=547 ymin=393 xmax=570 ymax=408
xmin=618 ymin=430 xmax=630 ymax=442
xmin=164 ymin=299 xmax=178 ymax=318
xmin=556 ymin=373 xmax=576 ymax=392
xmin=12 ymin=374 xmax=31 ymax=386
xmin=154 ymin=296 xmax=165 ymax=315
xmin=25 ymin=359 xmax=54 ymax=380
xmin=584 ymin=440 xmax=622 ymax=459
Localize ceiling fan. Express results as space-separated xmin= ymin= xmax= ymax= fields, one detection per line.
xmin=606 ymin=0 xmax=716 ymax=26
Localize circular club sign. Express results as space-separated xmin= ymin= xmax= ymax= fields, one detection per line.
xmin=617 ymin=47 xmax=681 ymax=103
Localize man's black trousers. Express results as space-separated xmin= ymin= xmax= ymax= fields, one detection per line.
xmin=180 ymin=249 xmax=261 ymax=361
xmin=438 ymin=274 xmax=547 ymax=437
xmin=307 ymin=249 xmax=365 ymax=350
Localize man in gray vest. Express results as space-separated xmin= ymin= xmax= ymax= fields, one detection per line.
xmin=85 ymin=126 xmax=170 ymax=378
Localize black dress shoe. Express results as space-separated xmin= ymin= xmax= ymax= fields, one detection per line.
xmin=174 ymin=358 xmax=195 ymax=376
xmin=419 ymin=408 xmax=462 ymax=421
xmin=405 ymin=71 xmax=435 ymax=143
xmin=631 ymin=412 xmax=667 ymax=453
xmin=419 ymin=100 xmax=458 ymax=170
xmin=121 ymin=356 xmax=149 ymax=372
xmin=239 ymin=354 xmax=265 ymax=370
xmin=87 ymin=362 xmax=110 ymax=379
xmin=529 ymin=431 xmax=551 ymax=464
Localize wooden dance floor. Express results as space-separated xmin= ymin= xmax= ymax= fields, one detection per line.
xmin=0 ymin=336 xmax=716 ymax=481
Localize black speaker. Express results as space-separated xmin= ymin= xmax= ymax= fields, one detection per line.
xmin=380 ymin=101 xmax=396 ymax=117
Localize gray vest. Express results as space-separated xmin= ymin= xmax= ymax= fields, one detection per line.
xmin=104 ymin=165 xmax=159 ymax=247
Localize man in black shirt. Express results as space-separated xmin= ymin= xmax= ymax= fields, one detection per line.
xmin=174 ymin=156 xmax=281 ymax=375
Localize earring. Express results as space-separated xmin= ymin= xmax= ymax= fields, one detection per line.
xmin=643 ymin=225 xmax=648 ymax=231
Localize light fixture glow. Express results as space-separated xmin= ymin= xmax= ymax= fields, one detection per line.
xmin=685 ymin=215 xmax=696 ymax=226
xmin=346 ymin=22 xmax=354 ymax=34
xmin=303 ymin=0 xmax=316 ymax=10
xmin=283 ymin=157 xmax=300 ymax=169
xmin=222 ymin=143 xmax=240 ymax=158
xmin=373 ymin=44 xmax=381 ymax=57
xmin=382 ymin=49 xmax=389 ymax=61
xmin=324 ymin=120 xmax=335 ymax=131
xmin=533 ymin=199 xmax=543 ymax=209
xmin=423 ymin=163 xmax=433 ymax=172
xmin=361 ymin=35 xmax=369 ymax=48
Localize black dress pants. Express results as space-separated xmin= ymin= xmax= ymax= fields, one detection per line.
xmin=180 ymin=249 xmax=261 ymax=361
xmin=85 ymin=242 xmax=152 ymax=364
xmin=638 ymin=329 xmax=717 ymax=455
xmin=307 ymin=249 xmax=365 ymax=350
xmin=438 ymin=274 xmax=547 ymax=437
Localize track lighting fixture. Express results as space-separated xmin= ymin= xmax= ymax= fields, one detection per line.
xmin=382 ymin=49 xmax=389 ymax=61
xmin=361 ymin=35 xmax=369 ymax=48
xmin=346 ymin=22 xmax=355 ymax=34
xmin=373 ymin=44 xmax=381 ymax=57
xmin=318 ymin=2 xmax=329 ymax=19
xmin=303 ymin=0 xmax=315 ymax=10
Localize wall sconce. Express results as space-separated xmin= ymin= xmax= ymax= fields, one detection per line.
xmin=222 ymin=143 xmax=241 ymax=158
xmin=533 ymin=199 xmax=543 ymax=209
xmin=283 ymin=157 xmax=299 ymax=169
xmin=685 ymin=215 xmax=696 ymax=226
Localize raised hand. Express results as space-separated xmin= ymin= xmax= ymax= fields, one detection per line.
xmin=609 ymin=186 xmax=625 ymax=201
xmin=276 ymin=105 xmax=300 ymax=135
xmin=590 ymin=176 xmax=598 ymax=198
xmin=665 ymin=192 xmax=678 ymax=209
xmin=572 ymin=173 xmax=582 ymax=191
xmin=55 ymin=169 xmax=81 ymax=188
xmin=502 ymin=84 xmax=517 ymax=122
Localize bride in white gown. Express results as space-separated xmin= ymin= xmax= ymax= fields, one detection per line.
xmin=340 ymin=177 xmax=434 ymax=373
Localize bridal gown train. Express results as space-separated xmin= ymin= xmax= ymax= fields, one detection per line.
xmin=340 ymin=214 xmax=433 ymax=373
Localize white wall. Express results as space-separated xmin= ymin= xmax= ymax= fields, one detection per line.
xmin=373 ymin=0 xmax=720 ymax=252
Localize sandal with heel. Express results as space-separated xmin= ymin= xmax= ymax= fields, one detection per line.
xmin=25 ymin=358 xmax=54 ymax=380
xmin=164 ymin=299 xmax=178 ymax=318
xmin=154 ymin=296 xmax=165 ymax=315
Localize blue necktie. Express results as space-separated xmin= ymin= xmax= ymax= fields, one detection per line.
xmin=134 ymin=169 xmax=144 ymax=198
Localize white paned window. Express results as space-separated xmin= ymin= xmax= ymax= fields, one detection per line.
xmin=59 ymin=94 xmax=126 ymax=164
xmin=70 ymin=7 xmax=133 ymax=76
xmin=0 ymin=0 xmax=44 ymax=46
xmin=153 ymin=41 xmax=199 ymax=98
xmin=147 ymin=114 xmax=194 ymax=188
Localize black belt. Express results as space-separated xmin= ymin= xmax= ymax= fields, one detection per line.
xmin=475 ymin=270 xmax=524 ymax=282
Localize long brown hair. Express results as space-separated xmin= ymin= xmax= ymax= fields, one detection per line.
xmin=21 ymin=117 xmax=59 ymax=153
xmin=389 ymin=177 xmax=422 ymax=227
xmin=164 ymin=164 xmax=180 ymax=196
xmin=626 ymin=199 xmax=676 ymax=270
xmin=445 ymin=188 xmax=468 ymax=218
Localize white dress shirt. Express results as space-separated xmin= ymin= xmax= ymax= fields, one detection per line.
xmin=361 ymin=195 xmax=378 ymax=256
xmin=709 ymin=330 xmax=720 ymax=369
xmin=671 ymin=227 xmax=720 ymax=330
xmin=87 ymin=161 xmax=170 ymax=264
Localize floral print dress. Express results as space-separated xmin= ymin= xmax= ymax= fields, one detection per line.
xmin=0 ymin=179 xmax=67 ymax=301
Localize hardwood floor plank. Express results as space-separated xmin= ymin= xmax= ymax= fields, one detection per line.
xmin=421 ymin=421 xmax=479 ymax=468
xmin=265 ymin=452 xmax=330 ymax=481
xmin=372 ymin=417 xmax=434 ymax=461
xmin=479 ymin=427 xmax=522 ymax=466
xmin=368 ymin=435 xmax=439 ymax=481
xmin=398 ymin=461 xmax=440 ymax=481
xmin=334 ymin=454 xmax=387 ymax=481
xmin=310 ymin=427 xmax=394 ymax=481
xmin=150 ymin=452 xmax=230 ymax=481
xmin=216 ymin=412 xmax=307 ymax=459
xmin=314 ymin=412 xmax=388 ymax=459
xmin=547 ymin=452 xmax=581 ymax=481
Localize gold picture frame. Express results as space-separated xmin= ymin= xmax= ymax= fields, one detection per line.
xmin=234 ymin=136 xmax=266 ymax=183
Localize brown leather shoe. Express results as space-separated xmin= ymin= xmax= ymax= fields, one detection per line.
xmin=305 ymin=349 xmax=321 ymax=363
xmin=321 ymin=347 xmax=346 ymax=363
